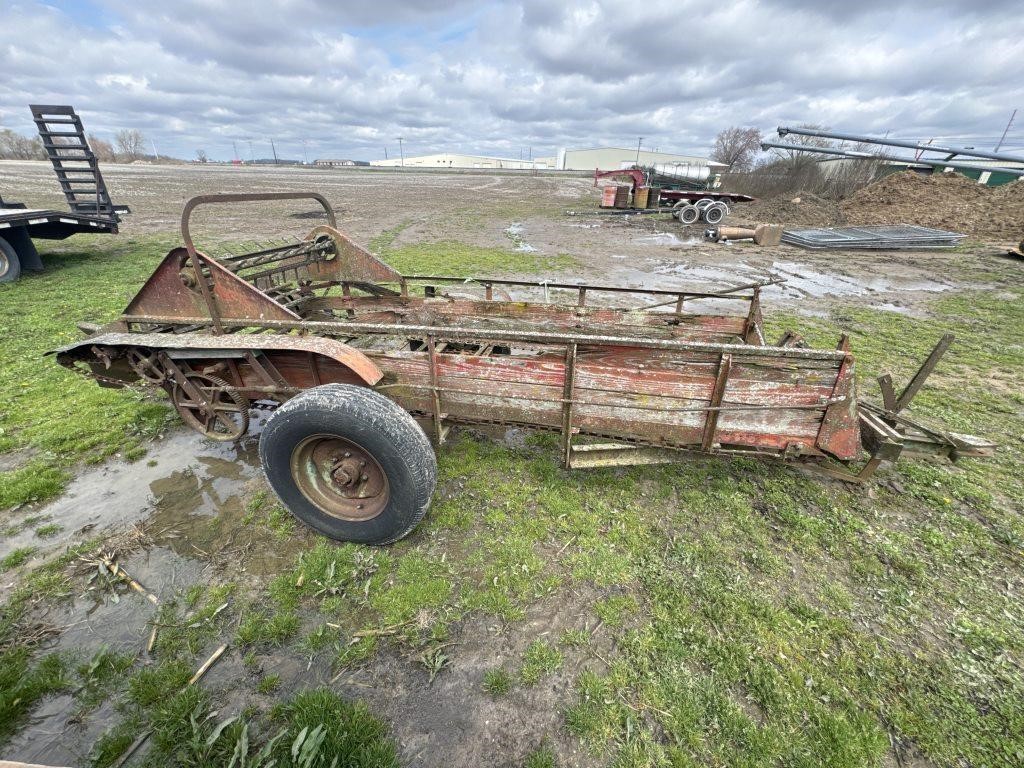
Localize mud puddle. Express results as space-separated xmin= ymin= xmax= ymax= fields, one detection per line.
xmin=1 ymin=427 xmax=266 ymax=568
xmin=504 ymin=222 xmax=539 ymax=252
xmin=2 ymin=546 xmax=207 ymax=765
xmin=644 ymin=258 xmax=953 ymax=300
xmin=767 ymin=260 xmax=953 ymax=299
xmin=634 ymin=232 xmax=701 ymax=247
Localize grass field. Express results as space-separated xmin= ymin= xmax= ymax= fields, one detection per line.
xmin=0 ymin=234 xmax=1022 ymax=767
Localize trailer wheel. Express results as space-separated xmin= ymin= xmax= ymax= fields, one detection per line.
xmin=0 ymin=237 xmax=21 ymax=283
xmin=703 ymin=203 xmax=727 ymax=225
xmin=676 ymin=204 xmax=700 ymax=225
xmin=259 ymin=384 xmax=437 ymax=545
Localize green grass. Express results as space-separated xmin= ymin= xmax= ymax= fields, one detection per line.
xmin=237 ymin=608 xmax=301 ymax=648
xmin=93 ymin=659 xmax=397 ymax=768
xmin=34 ymin=522 xmax=62 ymax=538
xmin=151 ymin=583 xmax=236 ymax=658
xmin=524 ymin=742 xmax=559 ymax=768
xmin=482 ymin=667 xmax=513 ymax=697
xmin=521 ymin=640 xmax=563 ymax=686
xmin=269 ymin=688 xmax=397 ymax=767
xmin=256 ymin=674 xmax=281 ymax=694
xmin=0 ymin=648 xmax=68 ymax=741
xmin=1 ymin=229 xmax=1022 ymax=766
xmin=370 ymin=222 xmax=577 ymax=277
xmin=0 ymin=546 xmax=36 ymax=571
xmin=75 ymin=646 xmax=135 ymax=711
xmin=385 ymin=240 xmax=576 ymax=277
xmin=0 ymin=237 xmax=177 ymax=508
xmin=559 ymin=628 xmax=590 ymax=648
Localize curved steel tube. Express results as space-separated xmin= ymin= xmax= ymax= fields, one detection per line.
xmin=180 ymin=191 xmax=337 ymax=255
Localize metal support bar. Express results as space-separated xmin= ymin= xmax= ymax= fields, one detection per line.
xmin=425 ymin=335 xmax=446 ymax=445
xmin=244 ymin=351 xmax=288 ymax=388
xmin=561 ymin=343 xmax=578 ymax=467
xmin=760 ymin=140 xmax=1024 ymax=178
xmin=777 ymin=125 xmax=1024 ymax=165
xmin=895 ymin=333 xmax=954 ymax=412
xmin=701 ymin=353 xmax=732 ymax=451
xmin=119 ymin=315 xmax=849 ymax=360
xmin=877 ymin=374 xmax=897 ymax=413
xmin=188 ymin=254 xmax=224 ymax=334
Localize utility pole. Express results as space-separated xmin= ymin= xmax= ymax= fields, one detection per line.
xmin=247 ymin=139 xmax=254 ymax=163
xmin=397 ymin=137 xmax=404 ymax=167
xmin=232 ymin=140 xmax=239 ymax=162
xmin=270 ymin=138 xmax=278 ymax=165
xmin=996 ymin=109 xmax=1017 ymax=152
xmin=635 ymin=136 xmax=643 ymax=164
xmin=301 ymin=140 xmax=309 ymax=165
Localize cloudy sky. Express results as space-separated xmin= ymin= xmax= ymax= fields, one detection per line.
xmin=1 ymin=0 xmax=1022 ymax=162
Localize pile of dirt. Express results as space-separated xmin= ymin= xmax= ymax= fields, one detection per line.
xmin=841 ymin=171 xmax=1024 ymax=240
xmin=738 ymin=190 xmax=841 ymax=227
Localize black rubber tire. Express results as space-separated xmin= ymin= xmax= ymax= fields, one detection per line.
xmin=703 ymin=204 xmax=726 ymax=225
xmin=677 ymin=204 xmax=700 ymax=225
xmin=259 ymin=384 xmax=437 ymax=544
xmin=0 ymin=237 xmax=21 ymax=283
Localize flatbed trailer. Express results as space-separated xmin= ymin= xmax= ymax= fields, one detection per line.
xmin=53 ymin=192 xmax=994 ymax=544
xmin=0 ymin=105 xmax=126 ymax=282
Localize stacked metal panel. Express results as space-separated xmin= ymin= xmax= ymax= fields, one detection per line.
xmin=782 ymin=225 xmax=966 ymax=249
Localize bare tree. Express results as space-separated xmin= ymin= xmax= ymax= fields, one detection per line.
xmin=771 ymin=123 xmax=833 ymax=164
xmin=115 ymin=128 xmax=146 ymax=160
xmin=195 ymin=149 xmax=208 ymax=163
xmin=0 ymin=128 xmax=45 ymax=160
xmin=88 ymin=133 xmax=116 ymax=163
xmin=710 ymin=126 xmax=763 ymax=171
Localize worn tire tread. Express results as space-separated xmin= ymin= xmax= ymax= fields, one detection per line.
xmin=259 ymin=384 xmax=437 ymax=544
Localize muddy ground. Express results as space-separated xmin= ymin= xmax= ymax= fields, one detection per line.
xmin=1 ymin=160 xmax=1022 ymax=767
xmin=1 ymin=160 xmax=1014 ymax=319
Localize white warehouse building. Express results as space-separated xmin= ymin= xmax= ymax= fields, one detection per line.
xmin=371 ymin=153 xmax=554 ymax=169
xmin=556 ymin=146 xmax=725 ymax=171
xmin=367 ymin=146 xmax=723 ymax=172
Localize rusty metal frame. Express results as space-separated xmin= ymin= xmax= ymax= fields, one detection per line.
xmin=57 ymin=191 xmax=995 ymax=485
xmin=179 ymin=193 xmax=335 ymax=332
xmin=118 ymin=315 xmax=846 ymax=360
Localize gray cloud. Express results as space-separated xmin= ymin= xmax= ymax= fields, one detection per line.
xmin=0 ymin=0 xmax=1021 ymax=161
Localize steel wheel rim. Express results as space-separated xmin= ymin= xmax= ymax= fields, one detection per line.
xmin=290 ymin=434 xmax=390 ymax=521
xmin=0 ymin=252 xmax=9 ymax=278
xmin=171 ymin=372 xmax=248 ymax=441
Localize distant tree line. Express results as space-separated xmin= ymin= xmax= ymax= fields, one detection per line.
xmin=0 ymin=126 xmax=148 ymax=162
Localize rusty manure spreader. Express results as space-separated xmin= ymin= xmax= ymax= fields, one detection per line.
xmin=54 ymin=192 xmax=995 ymax=544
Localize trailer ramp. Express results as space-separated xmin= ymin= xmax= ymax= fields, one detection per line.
xmin=30 ymin=104 xmax=125 ymax=220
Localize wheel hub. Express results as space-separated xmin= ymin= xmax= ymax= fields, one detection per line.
xmin=291 ymin=435 xmax=389 ymax=521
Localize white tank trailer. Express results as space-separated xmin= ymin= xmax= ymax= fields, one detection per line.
xmin=651 ymin=163 xmax=719 ymax=187
xmin=619 ymin=161 xmax=721 ymax=188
